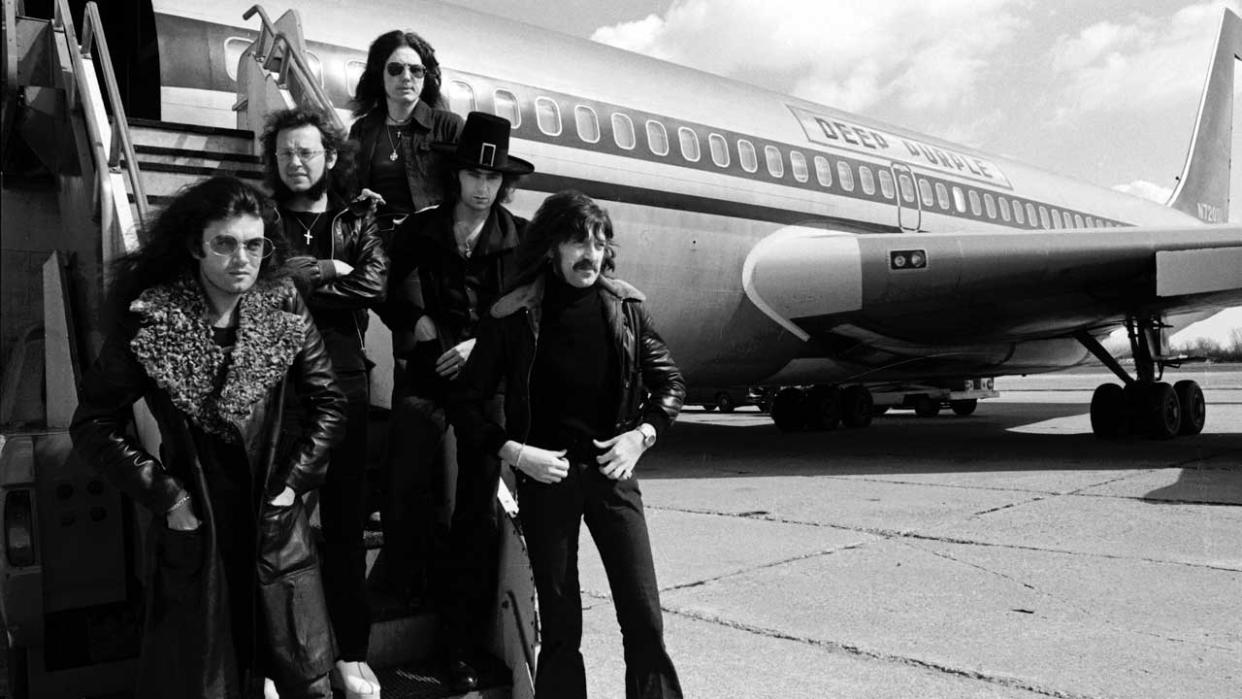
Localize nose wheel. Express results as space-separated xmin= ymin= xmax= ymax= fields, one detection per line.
xmin=1076 ymin=315 xmax=1205 ymax=440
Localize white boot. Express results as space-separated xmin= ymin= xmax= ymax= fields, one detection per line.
xmin=331 ymin=660 xmax=381 ymax=698
xmin=263 ymin=677 xmax=280 ymax=699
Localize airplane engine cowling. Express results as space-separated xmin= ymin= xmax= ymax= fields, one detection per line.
xmin=741 ymin=227 xmax=863 ymax=341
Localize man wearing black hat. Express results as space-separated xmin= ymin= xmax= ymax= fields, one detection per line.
xmin=378 ymin=111 xmax=534 ymax=690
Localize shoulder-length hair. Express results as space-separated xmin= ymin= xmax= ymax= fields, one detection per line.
xmin=260 ymin=107 xmax=359 ymax=205
xmin=351 ymin=30 xmax=444 ymax=117
xmin=508 ymin=190 xmax=616 ymax=291
xmin=108 ymin=176 xmax=285 ymax=308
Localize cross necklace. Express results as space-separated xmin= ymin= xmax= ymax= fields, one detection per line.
xmin=386 ymin=125 xmax=403 ymax=161
xmin=292 ymin=211 xmax=323 ymax=246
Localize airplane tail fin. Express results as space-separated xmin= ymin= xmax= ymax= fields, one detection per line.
xmin=1167 ymin=9 xmax=1241 ymax=223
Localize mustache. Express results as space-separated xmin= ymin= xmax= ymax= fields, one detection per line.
xmin=572 ymin=258 xmax=599 ymax=272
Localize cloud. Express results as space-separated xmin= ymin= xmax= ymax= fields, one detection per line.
xmin=1113 ymin=180 xmax=1173 ymax=204
xmin=590 ymin=0 xmax=1023 ymax=114
xmin=1049 ymin=1 xmax=1242 ymax=115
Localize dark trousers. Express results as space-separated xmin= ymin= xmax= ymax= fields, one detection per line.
xmin=381 ymin=390 xmax=447 ymax=596
xmin=518 ymin=464 xmax=682 ymax=699
xmin=319 ymin=370 xmax=371 ymax=661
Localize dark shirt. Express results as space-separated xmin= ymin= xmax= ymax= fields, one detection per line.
xmin=368 ymin=123 xmax=416 ymax=216
xmin=528 ymin=276 xmax=619 ymax=462
xmin=281 ymin=208 xmax=368 ymax=372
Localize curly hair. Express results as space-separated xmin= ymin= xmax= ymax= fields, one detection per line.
xmin=260 ymin=107 xmax=358 ymax=205
xmin=108 ymin=176 xmax=285 ymax=309
xmin=508 ymin=190 xmax=616 ymax=291
xmin=351 ymin=30 xmax=444 ymax=117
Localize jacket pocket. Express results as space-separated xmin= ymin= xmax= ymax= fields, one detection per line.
xmin=257 ymin=498 xmax=316 ymax=584
xmin=154 ymin=526 xmax=205 ymax=612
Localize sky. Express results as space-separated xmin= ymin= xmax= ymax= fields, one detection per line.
xmin=449 ymin=0 xmax=1241 ymax=345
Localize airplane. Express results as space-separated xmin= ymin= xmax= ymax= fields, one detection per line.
xmin=141 ymin=0 xmax=1241 ymax=441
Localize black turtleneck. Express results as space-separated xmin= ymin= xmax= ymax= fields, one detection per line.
xmin=528 ymin=274 xmax=619 ymax=462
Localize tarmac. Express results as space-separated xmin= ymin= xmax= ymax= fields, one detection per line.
xmin=576 ymin=369 xmax=1242 ymax=698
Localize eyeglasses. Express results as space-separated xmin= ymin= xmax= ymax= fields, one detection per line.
xmin=386 ymin=62 xmax=426 ymax=79
xmin=206 ymin=235 xmax=274 ymax=259
xmin=275 ymin=148 xmax=326 ymax=163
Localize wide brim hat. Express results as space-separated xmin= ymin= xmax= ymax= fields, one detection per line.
xmin=432 ymin=111 xmax=535 ymax=175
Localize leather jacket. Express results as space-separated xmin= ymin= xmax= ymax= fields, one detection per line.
xmin=449 ymin=274 xmax=685 ymax=458
xmin=282 ymin=198 xmax=389 ymax=372
xmin=349 ymin=101 xmax=464 ymax=214
xmin=70 ymin=277 xmax=343 ymax=697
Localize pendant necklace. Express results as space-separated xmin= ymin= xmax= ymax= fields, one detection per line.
xmin=386 ymin=124 xmax=403 ymax=162
xmin=292 ymin=211 xmax=323 ymax=246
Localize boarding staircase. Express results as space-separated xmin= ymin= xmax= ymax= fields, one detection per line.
xmin=1 ymin=2 xmax=535 ymax=697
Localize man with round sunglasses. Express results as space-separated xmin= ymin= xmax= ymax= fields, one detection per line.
xmin=71 ymin=176 xmax=344 ymax=698
xmin=262 ymin=108 xmax=389 ymax=699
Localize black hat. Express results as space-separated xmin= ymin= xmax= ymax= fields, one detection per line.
xmin=433 ymin=111 xmax=534 ymax=175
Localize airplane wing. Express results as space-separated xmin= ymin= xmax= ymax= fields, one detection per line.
xmin=742 ymin=224 xmax=1242 ymax=347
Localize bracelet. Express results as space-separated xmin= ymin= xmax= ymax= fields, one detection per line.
xmin=166 ymin=493 xmax=191 ymax=514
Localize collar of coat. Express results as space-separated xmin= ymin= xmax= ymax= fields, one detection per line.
xmin=361 ymin=99 xmax=437 ymax=132
xmin=490 ymin=274 xmax=645 ymax=320
xmin=420 ymin=204 xmax=521 ymax=258
xmin=127 ymin=275 xmax=305 ymax=442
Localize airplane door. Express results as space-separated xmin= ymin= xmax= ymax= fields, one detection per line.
xmin=891 ymin=163 xmax=921 ymax=231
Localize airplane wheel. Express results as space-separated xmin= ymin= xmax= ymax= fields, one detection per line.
xmin=1174 ymin=380 xmax=1205 ymax=436
xmin=1139 ymin=382 xmax=1181 ymax=440
xmin=840 ymin=385 xmax=873 ymax=428
xmin=1090 ymin=383 xmax=1128 ymax=439
xmin=806 ymin=386 xmax=841 ymax=430
xmin=950 ymin=399 xmax=977 ymax=416
xmin=771 ymin=388 xmax=808 ymax=432
xmin=715 ymin=392 xmax=736 ymax=413
xmin=913 ymin=395 xmax=940 ymax=417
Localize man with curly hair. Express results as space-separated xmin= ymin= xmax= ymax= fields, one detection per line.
xmin=71 ymin=176 xmax=344 ymax=698
xmin=261 ymin=107 xmax=388 ymax=698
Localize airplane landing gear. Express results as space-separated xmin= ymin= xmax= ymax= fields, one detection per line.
xmin=1075 ymin=315 xmax=1204 ymax=440
xmin=770 ymin=385 xmax=875 ymax=432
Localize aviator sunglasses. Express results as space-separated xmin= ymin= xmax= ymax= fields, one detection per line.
xmin=386 ymin=61 xmax=426 ymax=79
xmin=206 ymin=235 xmax=275 ymax=259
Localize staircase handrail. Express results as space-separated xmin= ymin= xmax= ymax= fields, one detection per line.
xmin=51 ymin=0 xmax=147 ymax=253
xmin=241 ymin=4 xmax=344 ymax=133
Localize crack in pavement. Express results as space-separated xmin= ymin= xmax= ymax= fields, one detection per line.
xmin=659 ymin=603 xmax=1101 ymax=699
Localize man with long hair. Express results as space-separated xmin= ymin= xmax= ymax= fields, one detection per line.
xmin=450 ymin=191 xmax=685 ymax=698
xmin=71 ymin=176 xmax=343 ymax=697
xmin=261 ymin=108 xmax=388 ymax=698
xmin=379 ymin=111 xmax=533 ymax=692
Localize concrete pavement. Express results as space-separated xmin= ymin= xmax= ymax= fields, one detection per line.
xmin=575 ymin=371 xmax=1242 ymax=698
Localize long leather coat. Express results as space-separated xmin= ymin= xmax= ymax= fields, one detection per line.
xmin=449 ymin=274 xmax=685 ymax=458
xmin=348 ymin=101 xmax=463 ymax=214
xmin=70 ymin=276 xmax=344 ymax=697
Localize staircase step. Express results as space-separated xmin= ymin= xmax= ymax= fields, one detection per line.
xmin=123 ymin=161 xmax=266 ymax=200
xmin=134 ymin=144 xmax=262 ymax=167
xmin=128 ymin=118 xmax=254 ymax=157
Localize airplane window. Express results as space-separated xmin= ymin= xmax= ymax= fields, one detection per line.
xmin=996 ymin=195 xmax=1010 ymax=221
xmin=1038 ymin=205 xmax=1050 ymax=229
xmin=898 ymin=173 xmax=915 ymax=202
xmin=612 ymin=113 xmax=635 ymax=150
xmin=679 ymin=127 xmax=701 ymax=162
xmin=859 ymin=165 xmax=875 ymax=195
xmin=1012 ymin=200 xmax=1024 ymax=224
xmin=303 ymin=51 xmax=324 ymax=88
xmin=1025 ymin=202 xmax=1037 ymax=226
xmin=575 ymin=106 xmax=600 ymax=144
xmin=646 ymin=120 xmax=669 ymax=156
xmin=969 ymin=190 xmax=982 ymax=216
xmin=952 ymin=186 xmax=966 ymax=212
xmin=1084 ymin=215 xmax=1095 ymax=227
xmin=983 ymin=193 xmax=995 ymax=219
xmin=225 ymin=37 xmax=252 ymax=82
xmin=790 ymin=151 xmax=809 ymax=182
xmin=918 ymin=178 xmax=934 ymax=206
xmin=535 ymin=97 xmax=562 ymax=136
xmin=935 ymin=182 xmax=950 ymax=210
xmin=738 ymin=139 xmax=758 ymax=172
xmin=345 ymin=60 xmax=366 ymax=97
xmin=877 ymin=169 xmax=894 ymax=199
xmin=764 ymin=146 xmax=784 ymax=178
xmin=709 ymin=133 xmax=729 ymax=167
xmin=447 ymin=81 xmax=476 ymax=116
xmin=1066 ymin=212 xmax=1077 ymax=228
xmin=837 ymin=161 xmax=854 ymax=191
xmin=1049 ymin=208 xmax=1061 ymax=229
xmin=494 ymin=90 xmax=520 ymax=128
xmin=814 ymin=156 xmax=832 ymax=186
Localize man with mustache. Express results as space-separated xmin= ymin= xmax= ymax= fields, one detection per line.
xmin=379 ymin=111 xmax=533 ymax=691
xmin=451 ymin=190 xmax=686 ymax=698
xmin=262 ymin=108 xmax=389 ymax=698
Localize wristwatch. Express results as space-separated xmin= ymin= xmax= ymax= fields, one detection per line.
xmin=637 ymin=423 xmax=657 ymax=449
